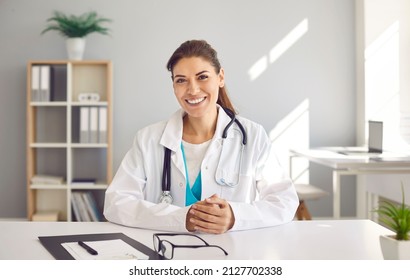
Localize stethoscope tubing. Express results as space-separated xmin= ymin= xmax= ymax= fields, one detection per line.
xmin=162 ymin=147 xmax=172 ymax=192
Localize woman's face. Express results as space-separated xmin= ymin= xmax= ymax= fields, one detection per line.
xmin=172 ymin=56 xmax=224 ymax=119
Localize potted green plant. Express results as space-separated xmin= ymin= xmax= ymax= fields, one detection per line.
xmin=374 ymin=182 xmax=410 ymax=260
xmin=41 ymin=11 xmax=111 ymax=60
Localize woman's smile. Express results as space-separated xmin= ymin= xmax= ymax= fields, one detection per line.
xmin=186 ymin=97 xmax=206 ymax=105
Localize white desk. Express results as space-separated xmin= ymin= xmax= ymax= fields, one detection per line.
xmin=290 ymin=148 xmax=410 ymax=219
xmin=0 ymin=220 xmax=392 ymax=260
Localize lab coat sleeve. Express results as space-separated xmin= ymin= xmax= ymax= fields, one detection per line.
xmin=229 ymin=126 xmax=299 ymax=231
xmin=103 ymin=134 xmax=189 ymax=232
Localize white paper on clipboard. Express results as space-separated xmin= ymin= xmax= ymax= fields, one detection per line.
xmin=61 ymin=239 xmax=149 ymax=260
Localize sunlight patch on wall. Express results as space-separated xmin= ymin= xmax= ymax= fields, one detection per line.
xmin=269 ymin=99 xmax=310 ymax=183
xmin=364 ymin=20 xmax=407 ymax=149
xmin=248 ymin=56 xmax=268 ymax=82
xmin=248 ymin=18 xmax=309 ymax=81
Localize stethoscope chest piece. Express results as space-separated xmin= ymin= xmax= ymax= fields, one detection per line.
xmin=159 ymin=191 xmax=173 ymax=204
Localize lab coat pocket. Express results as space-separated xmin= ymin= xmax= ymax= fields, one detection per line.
xmin=215 ymin=130 xmax=244 ymax=187
xmin=219 ymin=174 xmax=255 ymax=202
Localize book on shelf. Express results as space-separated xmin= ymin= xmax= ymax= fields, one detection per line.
xmin=71 ymin=178 xmax=96 ymax=185
xmin=32 ymin=210 xmax=59 ymax=221
xmin=31 ymin=174 xmax=64 ymax=185
xmin=71 ymin=192 xmax=91 ymax=221
xmin=71 ymin=196 xmax=81 ymax=222
xmin=71 ymin=191 xmax=102 ymax=222
xmin=82 ymin=192 xmax=101 ymax=221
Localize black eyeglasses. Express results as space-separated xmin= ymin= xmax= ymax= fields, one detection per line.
xmin=153 ymin=233 xmax=228 ymax=259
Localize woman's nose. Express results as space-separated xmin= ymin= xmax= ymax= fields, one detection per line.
xmin=187 ymin=81 xmax=200 ymax=94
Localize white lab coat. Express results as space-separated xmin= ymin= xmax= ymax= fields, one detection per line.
xmin=104 ymin=107 xmax=298 ymax=232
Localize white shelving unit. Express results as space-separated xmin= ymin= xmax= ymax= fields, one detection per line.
xmin=26 ymin=60 xmax=113 ymax=221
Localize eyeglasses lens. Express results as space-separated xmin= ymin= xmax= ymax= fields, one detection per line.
xmin=154 ymin=236 xmax=173 ymax=259
xmin=161 ymin=240 xmax=173 ymax=259
xmin=153 ymin=236 xmax=160 ymax=252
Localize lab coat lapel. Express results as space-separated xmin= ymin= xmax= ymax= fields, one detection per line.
xmin=159 ymin=109 xmax=186 ymax=186
xmin=159 ymin=109 xmax=184 ymax=152
xmin=214 ymin=106 xmax=233 ymax=142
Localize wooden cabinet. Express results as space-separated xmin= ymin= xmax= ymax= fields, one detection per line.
xmin=26 ymin=60 xmax=113 ymax=221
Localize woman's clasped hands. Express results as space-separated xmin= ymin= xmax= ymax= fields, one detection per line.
xmin=186 ymin=194 xmax=235 ymax=234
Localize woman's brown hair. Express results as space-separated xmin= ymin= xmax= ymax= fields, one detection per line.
xmin=166 ymin=40 xmax=236 ymax=114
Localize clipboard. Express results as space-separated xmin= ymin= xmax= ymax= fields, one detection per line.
xmin=38 ymin=232 xmax=163 ymax=260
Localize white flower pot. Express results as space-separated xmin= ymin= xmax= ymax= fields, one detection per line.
xmin=379 ymin=235 xmax=410 ymax=260
xmin=66 ymin=38 xmax=86 ymax=60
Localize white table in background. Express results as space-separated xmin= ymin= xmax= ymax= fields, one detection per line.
xmin=290 ymin=147 xmax=410 ymax=219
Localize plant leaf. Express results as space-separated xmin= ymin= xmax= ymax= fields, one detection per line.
xmin=374 ymin=182 xmax=410 ymax=240
xmin=41 ymin=10 xmax=112 ymax=38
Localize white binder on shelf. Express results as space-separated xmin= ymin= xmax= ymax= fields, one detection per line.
xmin=89 ymin=107 xmax=99 ymax=143
xmin=40 ymin=65 xmax=50 ymax=101
xmin=98 ymin=107 xmax=107 ymax=143
xmin=79 ymin=107 xmax=90 ymax=143
xmin=31 ymin=65 xmax=40 ymax=102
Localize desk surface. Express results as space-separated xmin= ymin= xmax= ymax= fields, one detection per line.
xmin=0 ymin=220 xmax=392 ymax=260
xmin=291 ymin=147 xmax=410 ymax=170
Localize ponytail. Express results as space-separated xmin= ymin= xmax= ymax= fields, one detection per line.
xmin=218 ymin=86 xmax=236 ymax=114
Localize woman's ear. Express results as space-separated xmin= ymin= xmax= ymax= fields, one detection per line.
xmin=219 ymin=68 xmax=225 ymax=87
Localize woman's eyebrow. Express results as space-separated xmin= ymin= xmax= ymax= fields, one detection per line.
xmin=174 ymin=70 xmax=209 ymax=78
xmin=196 ymin=70 xmax=209 ymax=76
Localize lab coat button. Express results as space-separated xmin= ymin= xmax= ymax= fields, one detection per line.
xmin=179 ymin=182 xmax=183 ymax=187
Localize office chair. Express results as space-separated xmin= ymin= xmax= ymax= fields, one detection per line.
xmin=294 ymin=184 xmax=328 ymax=220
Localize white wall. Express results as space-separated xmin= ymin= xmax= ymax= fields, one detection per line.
xmin=0 ymin=0 xmax=356 ymax=219
xmin=356 ymin=0 xmax=410 ymax=204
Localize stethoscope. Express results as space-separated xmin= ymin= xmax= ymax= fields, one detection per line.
xmin=159 ymin=107 xmax=247 ymax=204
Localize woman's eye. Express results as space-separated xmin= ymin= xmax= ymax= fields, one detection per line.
xmin=174 ymin=78 xmax=186 ymax=84
xmin=198 ymin=74 xmax=208 ymax=80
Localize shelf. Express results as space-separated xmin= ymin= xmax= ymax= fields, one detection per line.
xmin=30 ymin=184 xmax=68 ymax=190
xmin=71 ymin=143 xmax=108 ymax=148
xmin=71 ymin=101 xmax=108 ymax=106
xmin=30 ymin=102 xmax=68 ymax=106
xmin=27 ymin=60 xmax=112 ymax=222
xmin=30 ymin=101 xmax=109 ymax=107
xmin=30 ymin=184 xmax=107 ymax=190
xmin=70 ymin=184 xmax=108 ymax=190
xmin=30 ymin=143 xmax=68 ymax=148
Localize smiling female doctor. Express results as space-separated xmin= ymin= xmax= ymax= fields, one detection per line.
xmin=103 ymin=40 xmax=298 ymax=234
